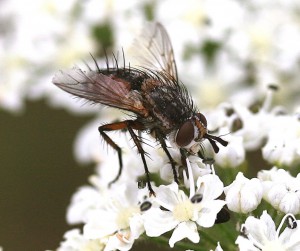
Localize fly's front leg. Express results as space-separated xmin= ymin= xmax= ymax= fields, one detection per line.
xmin=155 ymin=129 xmax=179 ymax=184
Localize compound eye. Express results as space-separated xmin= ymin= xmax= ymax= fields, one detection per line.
xmin=196 ymin=113 xmax=207 ymax=127
xmin=175 ymin=120 xmax=194 ymax=147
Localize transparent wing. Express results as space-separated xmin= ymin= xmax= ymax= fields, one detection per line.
xmin=131 ymin=22 xmax=178 ymax=81
xmin=52 ymin=67 xmax=148 ymax=116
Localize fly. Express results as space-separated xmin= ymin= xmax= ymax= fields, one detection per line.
xmin=52 ymin=22 xmax=228 ymax=195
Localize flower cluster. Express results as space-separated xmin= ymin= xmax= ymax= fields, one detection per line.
xmin=57 ymin=147 xmax=228 ymax=250
xmin=2 ymin=0 xmax=300 ymax=113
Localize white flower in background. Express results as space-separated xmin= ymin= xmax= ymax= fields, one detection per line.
xmin=2 ymin=0 xmax=300 ymax=114
xmin=262 ymin=114 xmax=300 ymax=166
xmin=0 ymin=0 xmax=94 ymax=112
xmin=224 ymin=172 xmax=263 ymax=213
xmin=83 ymin=182 xmax=151 ymax=251
xmin=236 ymin=211 xmax=300 ymax=251
xmin=258 ymin=168 xmax=300 ymax=215
xmin=56 ymin=229 xmax=106 ymax=251
xmin=66 ymin=186 xmax=103 ymax=225
xmin=214 ymin=130 xmax=245 ymax=168
xmin=258 ymin=167 xmax=294 ymax=182
xmin=144 ymin=175 xmax=226 ymax=248
xmin=232 ymin=103 xmax=272 ymax=151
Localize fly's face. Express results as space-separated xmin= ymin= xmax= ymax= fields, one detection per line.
xmin=175 ymin=113 xmax=227 ymax=154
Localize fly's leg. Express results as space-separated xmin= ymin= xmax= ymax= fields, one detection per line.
xmin=180 ymin=148 xmax=187 ymax=167
xmin=98 ymin=121 xmax=128 ymax=186
xmin=127 ymin=125 xmax=155 ymax=196
xmin=98 ymin=120 xmax=155 ymax=195
xmin=155 ymin=129 xmax=179 ymax=184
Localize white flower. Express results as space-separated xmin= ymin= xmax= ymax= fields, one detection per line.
xmin=57 ymin=229 xmax=106 ymax=251
xmin=232 ymin=103 xmax=272 ymax=151
xmin=224 ymin=172 xmax=263 ymax=213
xmin=262 ymin=114 xmax=300 ymax=166
xmin=144 ymin=175 xmax=226 ymax=248
xmin=236 ymin=211 xmax=300 ymax=251
xmin=214 ymin=130 xmax=245 ymax=168
xmin=66 ymin=186 xmax=103 ymax=225
xmin=258 ymin=168 xmax=300 ymax=215
xmin=83 ymin=182 xmax=150 ymax=251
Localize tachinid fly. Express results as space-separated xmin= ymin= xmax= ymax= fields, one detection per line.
xmin=52 ymin=22 xmax=228 ymax=195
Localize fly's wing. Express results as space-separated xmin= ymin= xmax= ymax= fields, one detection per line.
xmin=131 ymin=22 xmax=178 ymax=81
xmin=52 ymin=66 xmax=148 ymax=116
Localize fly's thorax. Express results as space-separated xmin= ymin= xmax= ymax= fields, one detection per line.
xmin=174 ymin=113 xmax=208 ymax=153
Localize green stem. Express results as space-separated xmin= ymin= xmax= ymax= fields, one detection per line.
xmin=216 ymin=222 xmax=236 ymax=243
xmin=199 ymin=229 xmax=218 ymax=246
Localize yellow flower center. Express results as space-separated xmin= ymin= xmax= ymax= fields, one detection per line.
xmin=116 ymin=206 xmax=140 ymax=229
xmin=173 ymin=199 xmax=194 ymax=222
xmin=262 ymin=240 xmax=286 ymax=251
xmin=82 ymin=239 xmax=105 ymax=251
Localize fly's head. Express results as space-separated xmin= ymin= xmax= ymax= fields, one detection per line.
xmin=175 ymin=113 xmax=228 ymax=154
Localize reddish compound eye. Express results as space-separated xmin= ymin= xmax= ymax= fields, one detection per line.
xmin=175 ymin=120 xmax=194 ymax=147
xmin=196 ymin=113 xmax=207 ymax=127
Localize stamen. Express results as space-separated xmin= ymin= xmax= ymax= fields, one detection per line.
xmin=190 ymin=193 xmax=203 ymax=203
xmin=140 ymin=201 xmax=152 ymax=212
xmin=186 ymin=157 xmax=195 ymax=198
xmin=287 ymin=215 xmax=297 ymax=229
xmin=262 ymin=84 xmax=278 ymax=112
xmin=277 ymin=213 xmax=297 ymax=236
xmin=201 ymin=157 xmax=215 ymax=174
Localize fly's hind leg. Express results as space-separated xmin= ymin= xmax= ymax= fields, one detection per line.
xmin=98 ymin=121 xmax=128 ymax=186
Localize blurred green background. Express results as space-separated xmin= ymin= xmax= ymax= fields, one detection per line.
xmin=0 ymin=99 xmax=94 ymax=250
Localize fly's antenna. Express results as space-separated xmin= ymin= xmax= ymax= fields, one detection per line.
xmin=204 ymin=133 xmax=228 ymax=154
xmin=128 ymin=62 xmax=131 ymax=74
xmin=89 ymin=53 xmax=101 ymax=73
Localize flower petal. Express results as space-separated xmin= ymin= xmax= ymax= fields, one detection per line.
xmin=104 ymin=233 xmax=134 ymax=251
xmin=84 ymin=210 xmax=118 ymax=238
xmin=169 ymin=222 xmax=200 ymax=248
xmin=196 ymin=200 xmax=226 ymax=227
xmin=144 ymin=208 xmax=178 ymax=237
xmin=155 ymin=183 xmax=180 ymax=211
xmin=279 ymin=220 xmax=300 ymax=250
xmin=197 ymin=174 xmax=224 ymax=201
xmin=244 ymin=211 xmax=276 ymax=245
